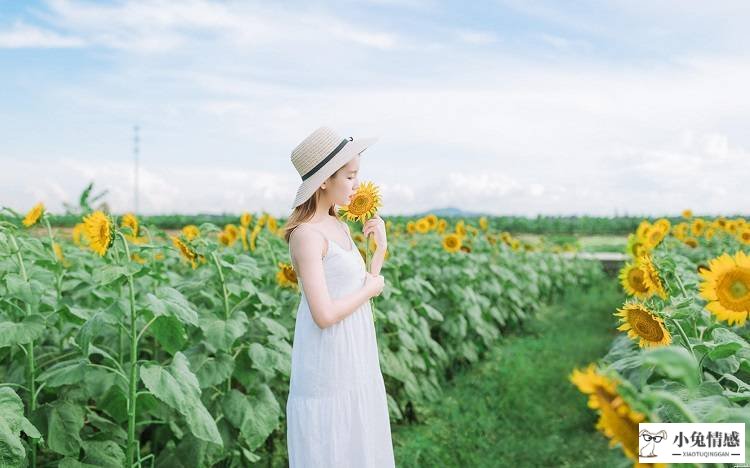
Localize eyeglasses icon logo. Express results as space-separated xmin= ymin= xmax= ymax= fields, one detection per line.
xmin=639 ymin=429 xmax=667 ymax=458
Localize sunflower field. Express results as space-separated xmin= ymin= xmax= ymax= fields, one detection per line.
xmin=0 ymin=204 xmax=604 ymax=467
xmin=571 ymin=213 xmax=750 ymax=465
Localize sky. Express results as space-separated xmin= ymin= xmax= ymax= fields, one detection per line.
xmin=1 ymin=0 xmax=748 ymax=218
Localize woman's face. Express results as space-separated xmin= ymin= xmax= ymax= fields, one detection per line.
xmin=324 ymin=156 xmax=360 ymax=206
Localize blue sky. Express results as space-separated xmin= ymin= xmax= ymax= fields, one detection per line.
xmin=1 ymin=0 xmax=748 ymax=217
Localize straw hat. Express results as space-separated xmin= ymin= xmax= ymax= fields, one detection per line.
xmin=290 ymin=126 xmax=379 ymax=209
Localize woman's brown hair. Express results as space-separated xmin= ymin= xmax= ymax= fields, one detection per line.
xmin=281 ymin=176 xmax=343 ymax=244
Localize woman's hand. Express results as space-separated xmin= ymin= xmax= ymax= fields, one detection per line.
xmin=364 ymin=272 xmax=385 ymax=298
xmin=363 ymin=215 xmax=387 ymax=251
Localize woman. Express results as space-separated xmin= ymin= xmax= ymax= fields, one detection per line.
xmin=281 ymin=126 xmax=395 ymax=467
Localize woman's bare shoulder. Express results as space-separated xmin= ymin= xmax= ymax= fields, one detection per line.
xmin=289 ymin=224 xmax=326 ymax=258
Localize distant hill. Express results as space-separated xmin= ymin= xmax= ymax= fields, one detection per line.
xmin=410 ymin=207 xmax=489 ymax=218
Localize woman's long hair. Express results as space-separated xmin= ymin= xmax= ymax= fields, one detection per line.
xmin=281 ymin=185 xmax=341 ymax=245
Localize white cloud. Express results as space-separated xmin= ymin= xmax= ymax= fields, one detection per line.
xmin=455 ymin=29 xmax=497 ymax=45
xmin=31 ymin=0 xmax=401 ymax=53
xmin=0 ymin=21 xmax=84 ymax=48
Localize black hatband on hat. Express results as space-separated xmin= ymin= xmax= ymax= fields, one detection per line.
xmin=300 ymin=137 xmax=353 ymax=181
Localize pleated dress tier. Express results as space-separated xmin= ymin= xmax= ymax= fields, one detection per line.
xmin=286 ymin=220 xmax=395 ymax=468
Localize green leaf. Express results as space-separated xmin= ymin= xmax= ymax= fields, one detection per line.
xmin=81 ymin=440 xmax=125 ymax=467
xmin=221 ymin=386 xmax=280 ymax=450
xmin=193 ymin=352 xmax=235 ymax=389
xmin=0 ymin=418 xmax=26 ymax=467
xmin=92 ymin=265 xmax=128 ymax=286
xmin=37 ymin=359 xmax=88 ymax=387
xmin=0 ymin=314 xmax=45 ymax=348
xmin=708 ymin=342 xmax=743 ymax=360
xmin=255 ymin=291 xmax=277 ymax=307
xmin=0 ymin=387 xmax=40 ymax=466
xmin=58 ymin=459 xmax=100 ymax=468
xmin=146 ymin=286 xmax=199 ymax=327
xmin=259 ymin=317 xmax=289 ymax=340
xmin=76 ymin=310 xmax=118 ymax=355
xmin=5 ymin=273 xmax=33 ymax=304
xmin=140 ymin=352 xmax=223 ymax=446
xmin=151 ymin=315 xmax=187 ymax=354
xmin=202 ymin=310 xmax=248 ymax=352
xmin=642 ymin=345 xmax=700 ymax=388
xmin=48 ymin=401 xmax=84 ymax=456
xmin=419 ymin=303 xmax=444 ymax=321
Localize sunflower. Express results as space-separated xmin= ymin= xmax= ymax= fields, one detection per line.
xmin=406 ymin=221 xmax=416 ymax=234
xmin=425 ymin=214 xmax=438 ymax=230
xmin=618 ymin=262 xmax=650 ymax=299
xmin=442 ymin=233 xmax=462 ymax=253
xmin=645 ymin=226 xmax=667 ymax=249
xmin=682 ymin=209 xmax=693 ymax=219
xmin=699 ymin=251 xmax=750 ymax=326
xmin=569 ymin=364 xmax=647 ymax=463
xmin=654 ymin=218 xmax=671 ymax=233
xmin=52 ymin=242 xmax=71 ymax=268
xmin=120 ymin=213 xmax=139 ymax=237
xmin=704 ymin=227 xmax=716 ymax=240
xmin=267 ymin=216 xmax=278 ymax=234
xmin=460 ymin=244 xmax=472 ymax=253
xmin=276 ymin=262 xmax=298 ymax=289
xmin=691 ymin=218 xmax=706 ymax=237
xmin=672 ymin=222 xmax=688 ymax=240
xmin=240 ymin=212 xmax=252 ymax=227
xmin=739 ymin=229 xmax=750 ymax=246
xmin=415 ymin=218 xmax=430 ymax=234
xmin=479 ymin=216 xmax=488 ymax=231
xmin=250 ymin=224 xmax=262 ymax=252
xmin=635 ymin=220 xmax=651 ymax=240
xmin=22 ymin=202 xmax=45 ymax=227
xmin=339 ymin=181 xmax=381 ymax=223
xmin=437 ymin=219 xmax=447 ymax=233
xmin=52 ymin=241 xmax=64 ymax=262
xmin=455 ymin=220 xmax=466 ymax=237
xmin=637 ymin=254 xmax=668 ymax=299
xmin=240 ymin=226 xmax=249 ymax=251
xmin=218 ymin=231 xmax=232 ymax=246
xmin=510 ymin=239 xmax=521 ymax=251
xmin=615 ymin=302 xmax=672 ymax=348
xmin=684 ymin=237 xmax=699 ymax=248
xmin=131 ymin=252 xmax=147 ymax=264
xmin=82 ymin=211 xmax=115 ymax=256
xmin=224 ymin=224 xmax=239 ymax=243
xmin=72 ymin=222 xmax=86 ymax=246
xmin=171 ymin=235 xmax=198 ymax=269
xmin=182 ymin=225 xmax=200 ymax=240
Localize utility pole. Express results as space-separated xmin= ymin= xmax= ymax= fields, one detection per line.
xmin=133 ymin=125 xmax=139 ymax=214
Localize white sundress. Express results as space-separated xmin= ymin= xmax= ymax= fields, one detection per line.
xmin=286 ymin=220 xmax=395 ymax=468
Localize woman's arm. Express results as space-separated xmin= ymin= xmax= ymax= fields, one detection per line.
xmin=290 ymin=226 xmax=374 ymax=329
xmin=362 ymin=215 xmax=387 ymax=276
xmin=369 ymin=247 xmax=386 ymax=276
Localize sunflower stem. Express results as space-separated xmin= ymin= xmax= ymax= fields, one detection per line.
xmin=42 ymin=217 xmax=57 ymax=264
xmin=669 ymin=316 xmax=702 ymax=383
xmin=210 ymin=251 xmax=232 ymax=394
xmin=117 ymin=231 xmax=139 ymax=468
xmin=8 ymin=233 xmax=37 ymax=468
